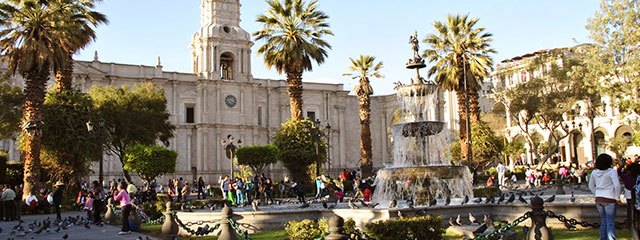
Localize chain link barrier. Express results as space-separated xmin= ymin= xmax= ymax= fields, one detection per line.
xmin=172 ymin=211 xmax=222 ymax=236
xmin=475 ymin=212 xmax=531 ymax=240
xmin=228 ymin=217 xmax=251 ymax=240
xmin=546 ymin=210 xmax=627 ymax=229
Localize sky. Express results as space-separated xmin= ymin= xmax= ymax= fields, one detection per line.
xmin=75 ymin=0 xmax=601 ymax=95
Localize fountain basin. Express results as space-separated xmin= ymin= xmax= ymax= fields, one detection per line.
xmin=396 ymin=83 xmax=438 ymax=97
xmin=373 ymin=166 xmax=474 ymax=206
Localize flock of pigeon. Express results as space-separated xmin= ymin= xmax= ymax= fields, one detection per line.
xmin=0 ymin=215 xmax=156 ymax=240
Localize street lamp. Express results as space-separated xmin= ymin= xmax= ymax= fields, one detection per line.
xmin=221 ymin=135 xmax=241 ymax=178
xmin=325 ymin=122 xmax=331 ymax=174
xmin=86 ymin=119 xmax=105 ymax=184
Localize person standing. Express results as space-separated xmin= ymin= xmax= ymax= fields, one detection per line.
xmin=177 ymin=177 xmax=184 ymax=202
xmin=197 ymin=177 xmax=205 ymax=200
xmin=52 ymin=182 xmax=64 ymax=222
xmin=91 ymin=181 xmax=105 ymax=224
xmin=234 ymin=177 xmax=245 ymax=207
xmin=589 ymin=153 xmax=622 ymax=240
xmin=113 ymin=182 xmax=132 ymax=235
xmin=181 ymin=182 xmax=191 ymax=203
xmin=496 ymin=162 xmax=506 ymax=187
xmin=1 ymin=184 xmax=16 ymax=221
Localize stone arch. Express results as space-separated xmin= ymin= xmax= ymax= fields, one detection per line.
xmin=615 ymin=124 xmax=634 ymax=146
xmin=220 ymin=52 xmax=235 ymax=80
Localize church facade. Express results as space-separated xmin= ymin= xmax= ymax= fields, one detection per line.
xmin=1 ymin=0 xmax=463 ymax=184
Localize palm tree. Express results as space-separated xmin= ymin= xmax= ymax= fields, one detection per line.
xmin=0 ymin=0 xmax=106 ymax=199
xmin=343 ymin=55 xmax=383 ymax=178
xmin=422 ymin=14 xmax=495 ymax=160
xmin=54 ymin=0 xmax=108 ymax=93
xmin=253 ymin=0 xmax=333 ymax=121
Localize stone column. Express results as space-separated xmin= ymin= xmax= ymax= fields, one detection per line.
xmin=527 ymin=196 xmax=553 ymax=240
xmin=217 ymin=205 xmax=238 ymax=240
xmin=325 ymin=215 xmax=349 ymax=240
xmin=161 ymin=202 xmax=179 ymax=237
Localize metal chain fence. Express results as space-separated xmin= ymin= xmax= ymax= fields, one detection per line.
xmin=475 ymin=211 xmax=531 ymax=240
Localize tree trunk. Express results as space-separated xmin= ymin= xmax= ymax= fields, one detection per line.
xmin=456 ymin=88 xmax=469 ymax=160
xmin=123 ymin=169 xmax=133 ymax=183
xmin=286 ymin=71 xmax=304 ymax=121
xmin=21 ymin=66 xmax=50 ymax=200
xmin=55 ymin=52 xmax=74 ymax=93
xmin=468 ymin=88 xmax=481 ymax=122
xmin=357 ymin=88 xmax=373 ymax=178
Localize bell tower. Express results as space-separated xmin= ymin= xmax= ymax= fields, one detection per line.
xmin=191 ymin=0 xmax=253 ymax=81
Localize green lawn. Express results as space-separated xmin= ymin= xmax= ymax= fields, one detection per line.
xmin=444 ymin=226 xmax=634 ymax=240
xmin=139 ymin=224 xmax=287 ymax=240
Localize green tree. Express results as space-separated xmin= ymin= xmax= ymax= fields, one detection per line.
xmin=495 ymin=49 xmax=594 ymax=168
xmin=608 ymin=135 xmax=631 ymax=159
xmin=273 ymin=119 xmax=326 ymax=184
xmin=40 ymin=89 xmax=105 ymax=186
xmin=451 ymin=121 xmax=503 ymax=175
xmin=235 ymin=145 xmax=279 ymax=175
xmin=422 ymin=14 xmax=496 ymax=160
xmin=89 ymin=83 xmax=175 ymax=183
xmin=504 ymin=141 xmax=525 ymax=160
xmin=0 ymin=0 xmax=104 ymax=199
xmin=342 ymin=55 xmax=384 ymax=178
xmin=0 ymin=74 xmax=23 ymax=139
xmin=124 ymin=144 xmax=177 ymax=186
xmin=253 ymin=0 xmax=333 ymax=121
xmin=53 ymin=0 xmax=108 ymax=93
xmin=586 ymin=0 xmax=640 ymax=114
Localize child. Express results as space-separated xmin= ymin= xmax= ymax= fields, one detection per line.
xmin=84 ymin=192 xmax=94 ymax=221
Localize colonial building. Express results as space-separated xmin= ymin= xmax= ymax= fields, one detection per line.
xmin=493 ymin=44 xmax=639 ymax=166
xmin=0 ymin=0 xmax=464 ymax=184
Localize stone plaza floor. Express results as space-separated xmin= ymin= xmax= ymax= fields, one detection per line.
xmin=0 ymin=211 xmax=157 ymax=240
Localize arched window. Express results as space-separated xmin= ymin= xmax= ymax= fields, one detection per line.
xmin=220 ymin=52 xmax=234 ymax=80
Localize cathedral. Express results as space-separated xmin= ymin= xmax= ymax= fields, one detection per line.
xmin=1 ymin=0 xmax=464 ymax=183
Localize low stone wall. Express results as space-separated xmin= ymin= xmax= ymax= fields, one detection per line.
xmin=173 ymin=201 xmax=628 ymax=236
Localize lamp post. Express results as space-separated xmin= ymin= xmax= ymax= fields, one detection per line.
xmin=325 ymin=122 xmax=331 ymax=174
xmin=221 ymin=135 xmax=241 ymax=178
xmin=86 ymin=120 xmax=105 ymax=184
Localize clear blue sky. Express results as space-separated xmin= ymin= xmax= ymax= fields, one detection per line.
xmin=75 ymin=0 xmax=601 ymax=95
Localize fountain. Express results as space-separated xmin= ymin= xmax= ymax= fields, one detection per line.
xmin=372 ymin=32 xmax=473 ymax=206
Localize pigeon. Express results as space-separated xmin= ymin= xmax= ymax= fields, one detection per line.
xmin=406 ymin=199 xmax=415 ymax=209
xmin=0 ymin=227 xmax=3 ymax=233
xmin=429 ymin=198 xmax=437 ymax=206
xmin=505 ymin=193 xmax=515 ymax=204
xmin=33 ymin=227 xmax=43 ymax=234
xmin=252 ymin=201 xmax=260 ymax=212
xmin=84 ymin=222 xmax=91 ymax=229
xmin=136 ymin=237 xmax=143 ymax=240
xmin=389 ymin=199 xmax=397 ymax=208
xmin=456 ymin=214 xmax=463 ymax=226
xmin=473 ymin=197 xmax=483 ymax=204
xmin=445 ymin=197 xmax=451 ymax=206
xmin=461 ymin=195 xmax=469 ymax=205
xmin=545 ymin=195 xmax=556 ymax=203
xmin=469 ymin=213 xmax=479 ymax=224
xmin=210 ymin=205 xmax=216 ymax=211
xmin=518 ymin=194 xmax=528 ymax=204
xmin=397 ymin=211 xmax=404 ymax=219
xmin=368 ymin=202 xmax=379 ymax=209
xmin=497 ymin=194 xmax=505 ymax=204
xmin=449 ymin=217 xmax=459 ymax=226
xmin=322 ymin=201 xmax=328 ymax=209
xmin=327 ymin=203 xmax=336 ymax=209
xmin=62 ymin=234 xmax=69 ymax=240
xmin=570 ymin=191 xmax=576 ymax=203
xmin=485 ymin=196 xmax=493 ymax=204
xmin=523 ymin=225 xmax=530 ymax=235
xmin=416 ymin=209 xmax=427 ymax=216
xmin=348 ymin=200 xmax=359 ymax=209
xmin=473 ymin=224 xmax=488 ymax=235
xmin=358 ymin=199 xmax=370 ymax=208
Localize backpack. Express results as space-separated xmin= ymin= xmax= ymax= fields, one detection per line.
xmin=634 ymin=176 xmax=640 ymax=211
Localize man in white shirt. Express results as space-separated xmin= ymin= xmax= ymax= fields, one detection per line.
xmin=1 ymin=184 xmax=16 ymax=221
xmin=496 ymin=162 xmax=507 ymax=188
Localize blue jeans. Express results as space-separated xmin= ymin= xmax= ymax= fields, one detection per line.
xmin=236 ymin=191 xmax=245 ymax=206
xmin=596 ymin=202 xmax=616 ymax=240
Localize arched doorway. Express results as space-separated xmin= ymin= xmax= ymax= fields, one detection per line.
xmin=570 ymin=131 xmax=585 ymax=165
xmin=594 ymin=130 xmax=607 ymax=156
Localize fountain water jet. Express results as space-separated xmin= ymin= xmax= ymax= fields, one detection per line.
xmin=371 ymin=32 xmax=473 ymax=206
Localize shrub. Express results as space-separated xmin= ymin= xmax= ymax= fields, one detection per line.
xmin=284 ymin=219 xmax=323 ymax=240
xmin=318 ymin=217 xmax=356 ymax=235
xmin=365 ymin=215 xmax=444 ymax=240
